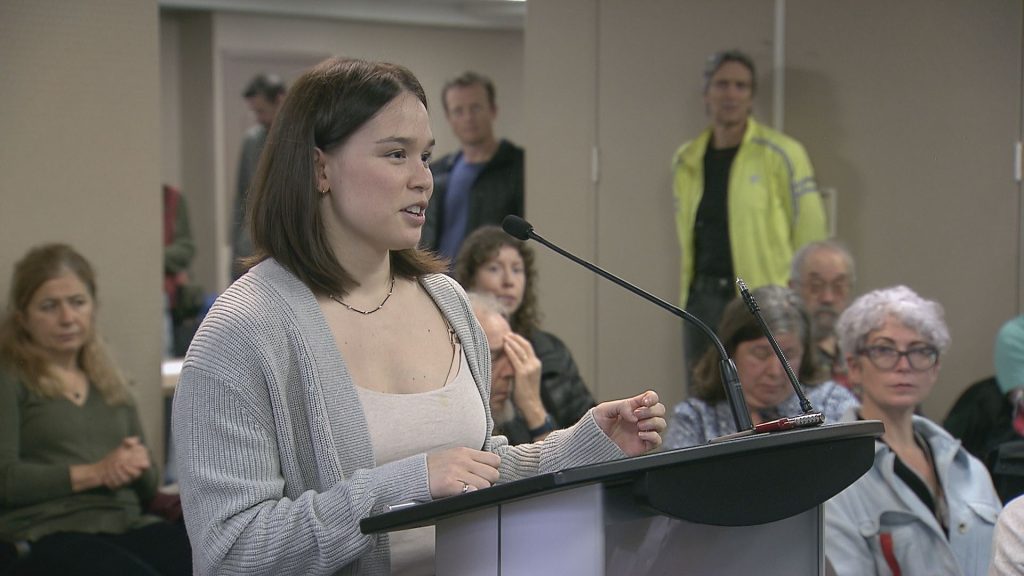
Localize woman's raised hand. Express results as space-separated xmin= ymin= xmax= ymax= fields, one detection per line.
xmin=503 ymin=332 xmax=544 ymax=420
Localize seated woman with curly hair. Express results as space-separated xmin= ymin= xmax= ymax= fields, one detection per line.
xmin=455 ymin=225 xmax=597 ymax=445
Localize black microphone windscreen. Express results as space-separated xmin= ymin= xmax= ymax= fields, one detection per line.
xmin=502 ymin=215 xmax=533 ymax=241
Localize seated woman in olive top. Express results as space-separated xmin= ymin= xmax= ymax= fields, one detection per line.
xmin=0 ymin=243 xmax=190 ymax=576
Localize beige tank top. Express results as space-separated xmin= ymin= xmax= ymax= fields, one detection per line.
xmin=356 ymin=344 xmax=486 ymax=575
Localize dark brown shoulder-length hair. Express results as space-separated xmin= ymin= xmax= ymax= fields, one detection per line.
xmin=691 ymin=285 xmax=820 ymax=403
xmin=245 ymin=57 xmax=446 ymax=296
xmin=0 ymin=243 xmax=130 ymax=405
xmin=454 ymin=226 xmax=541 ymax=337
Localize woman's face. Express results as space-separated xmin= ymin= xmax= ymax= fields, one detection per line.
xmin=317 ymin=91 xmax=435 ymax=257
xmin=472 ymin=246 xmax=526 ymax=315
xmin=734 ymin=332 xmax=803 ymax=410
xmin=849 ymin=316 xmax=939 ymax=413
xmin=19 ymin=270 xmax=94 ymax=362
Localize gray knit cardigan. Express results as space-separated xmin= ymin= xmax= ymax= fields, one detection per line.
xmin=172 ymin=259 xmax=623 ymax=575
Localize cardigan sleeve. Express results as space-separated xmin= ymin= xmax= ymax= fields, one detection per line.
xmin=490 ymin=409 xmax=624 ymax=484
xmin=174 ymin=366 xmax=432 ymax=576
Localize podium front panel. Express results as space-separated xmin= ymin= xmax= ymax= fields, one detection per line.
xmin=605 ymin=506 xmax=823 ymax=575
xmin=435 ymin=483 xmax=824 ymax=576
xmin=501 ymin=483 xmax=605 ymax=576
xmin=435 ymin=507 xmax=499 ymax=576
xmin=436 ymin=484 xmax=606 ymax=576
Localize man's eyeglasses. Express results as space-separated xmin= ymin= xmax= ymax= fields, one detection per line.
xmin=803 ymin=278 xmax=850 ymax=298
xmin=857 ymin=345 xmax=939 ymax=371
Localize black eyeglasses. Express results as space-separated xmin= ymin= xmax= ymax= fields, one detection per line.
xmin=857 ymin=345 xmax=940 ymax=371
xmin=802 ymin=278 xmax=851 ymax=298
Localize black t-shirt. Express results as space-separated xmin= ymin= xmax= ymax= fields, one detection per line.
xmin=694 ymin=144 xmax=738 ymax=280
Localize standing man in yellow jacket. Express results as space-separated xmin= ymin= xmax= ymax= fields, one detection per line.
xmin=672 ymin=50 xmax=827 ymax=372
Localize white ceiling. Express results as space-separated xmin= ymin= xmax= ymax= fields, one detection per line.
xmin=159 ymin=0 xmax=527 ymax=30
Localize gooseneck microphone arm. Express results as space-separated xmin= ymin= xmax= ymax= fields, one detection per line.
xmin=736 ymin=279 xmax=815 ymax=414
xmin=502 ymin=215 xmax=754 ymax=432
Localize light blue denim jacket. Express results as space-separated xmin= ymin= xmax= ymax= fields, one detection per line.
xmin=825 ymin=410 xmax=1001 ymax=576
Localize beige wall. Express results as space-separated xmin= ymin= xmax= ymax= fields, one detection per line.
xmin=596 ymin=0 xmax=778 ymax=413
xmin=2 ymin=0 xmax=1019 ymax=473
xmin=527 ymin=0 xmax=1023 ymax=420
xmin=526 ymin=0 xmax=780 ymax=412
xmin=161 ymin=10 xmax=525 ymax=291
xmin=523 ymin=0 xmax=601 ymax=403
xmin=165 ymin=12 xmax=218 ymax=308
xmin=786 ymin=0 xmax=1022 ymax=418
xmin=0 ymin=0 xmax=165 ymax=462
xmin=160 ymin=14 xmax=183 ymax=186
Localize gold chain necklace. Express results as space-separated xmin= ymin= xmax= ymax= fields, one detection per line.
xmin=329 ymin=275 xmax=395 ymax=315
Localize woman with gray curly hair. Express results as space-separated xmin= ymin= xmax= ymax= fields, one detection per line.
xmin=665 ymin=285 xmax=858 ymax=448
xmin=824 ymin=285 xmax=1000 ymax=576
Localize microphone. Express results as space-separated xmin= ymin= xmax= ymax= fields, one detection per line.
xmin=737 ymin=279 xmax=824 ymax=427
xmin=502 ymin=215 xmax=754 ymax=433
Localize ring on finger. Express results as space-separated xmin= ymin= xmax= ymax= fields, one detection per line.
xmin=461 ymin=480 xmax=470 ymax=494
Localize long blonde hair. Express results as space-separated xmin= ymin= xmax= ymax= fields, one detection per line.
xmin=0 ymin=243 xmax=130 ymax=405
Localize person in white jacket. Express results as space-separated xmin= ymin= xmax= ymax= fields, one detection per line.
xmin=992 ymin=494 xmax=1024 ymax=575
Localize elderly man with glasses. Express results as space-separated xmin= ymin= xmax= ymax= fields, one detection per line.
xmin=789 ymin=240 xmax=856 ymax=389
xmin=823 ymin=285 xmax=1000 ymax=576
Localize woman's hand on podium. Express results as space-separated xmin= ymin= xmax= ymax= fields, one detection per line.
xmin=427 ymin=447 xmax=501 ymax=498
xmin=593 ymin=390 xmax=666 ymax=456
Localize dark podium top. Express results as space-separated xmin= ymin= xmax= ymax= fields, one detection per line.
xmin=362 ymin=420 xmax=883 ymax=533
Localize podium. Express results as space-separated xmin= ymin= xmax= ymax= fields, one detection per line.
xmin=361 ymin=421 xmax=883 ymax=575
